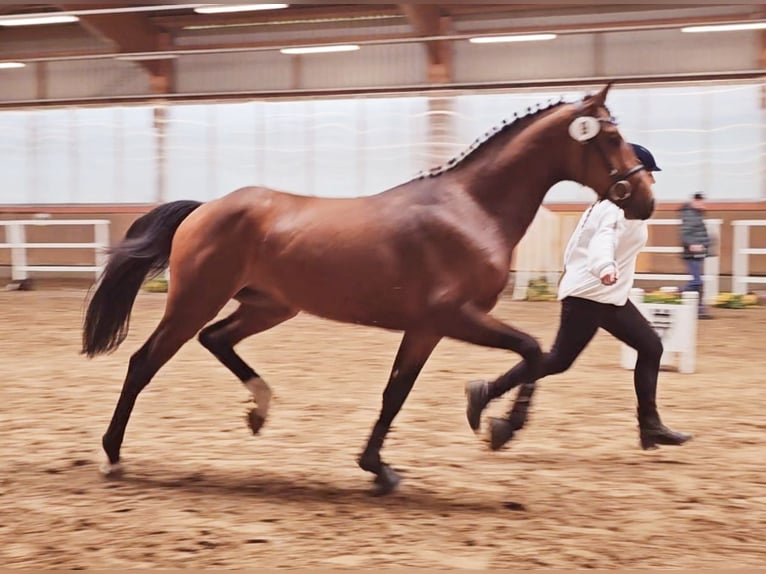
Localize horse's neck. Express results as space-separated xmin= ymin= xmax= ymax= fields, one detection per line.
xmin=462 ymin=129 xmax=567 ymax=247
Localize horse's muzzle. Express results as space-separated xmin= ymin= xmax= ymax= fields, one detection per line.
xmin=625 ymin=198 xmax=655 ymax=220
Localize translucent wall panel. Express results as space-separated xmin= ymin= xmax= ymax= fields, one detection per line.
xmin=1 ymin=83 xmax=763 ymax=205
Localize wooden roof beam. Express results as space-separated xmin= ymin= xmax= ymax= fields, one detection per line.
xmin=56 ymin=3 xmax=174 ymax=94
xmin=399 ymin=4 xmax=452 ymax=83
xmin=151 ymin=5 xmax=402 ymax=30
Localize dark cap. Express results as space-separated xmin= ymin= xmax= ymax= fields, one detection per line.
xmin=693 ymin=192 xmax=705 ymax=200
xmin=629 ymin=143 xmax=661 ymax=172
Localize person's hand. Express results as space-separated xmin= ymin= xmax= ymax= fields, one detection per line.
xmin=600 ymin=265 xmax=618 ymax=285
xmin=689 ymin=244 xmax=705 ymax=253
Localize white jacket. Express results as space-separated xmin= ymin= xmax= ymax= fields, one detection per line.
xmin=557 ymin=200 xmax=648 ymax=306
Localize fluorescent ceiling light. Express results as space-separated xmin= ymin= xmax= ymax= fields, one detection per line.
xmin=280 ymin=44 xmax=360 ymax=55
xmin=0 ymin=62 xmax=26 ymax=69
xmin=469 ymin=33 xmax=557 ymax=44
xmin=0 ymin=14 xmax=79 ymax=27
xmin=681 ymin=22 xmax=766 ymax=33
xmin=194 ymin=4 xmax=287 ymax=14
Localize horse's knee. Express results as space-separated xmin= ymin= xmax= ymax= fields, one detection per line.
xmin=197 ymin=324 xmax=221 ymax=352
xmin=518 ymin=336 xmax=542 ymax=364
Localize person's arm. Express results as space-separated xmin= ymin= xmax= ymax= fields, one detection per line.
xmin=587 ymin=204 xmax=621 ymax=283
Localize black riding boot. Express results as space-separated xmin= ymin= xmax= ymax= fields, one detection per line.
xmin=637 ymin=407 xmax=692 ymax=450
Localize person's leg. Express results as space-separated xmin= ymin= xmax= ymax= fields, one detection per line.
xmin=488 ymin=297 xmax=601 ymax=398
xmin=682 ymin=257 xmax=701 ymax=293
xmin=683 ymin=257 xmax=703 ymax=295
xmin=689 ymin=258 xmax=713 ymax=318
xmin=465 ymin=297 xmax=600 ymax=438
xmin=600 ymin=300 xmax=692 ymax=449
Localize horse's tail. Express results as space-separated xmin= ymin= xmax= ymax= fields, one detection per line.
xmin=81 ymin=200 xmax=203 ymax=358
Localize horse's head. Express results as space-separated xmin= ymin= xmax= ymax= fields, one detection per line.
xmin=563 ymin=83 xmax=655 ymax=220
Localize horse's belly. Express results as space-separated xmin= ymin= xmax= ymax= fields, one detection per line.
xmin=284 ymin=281 xmax=424 ymax=331
xmin=263 ymin=263 xmax=506 ymax=331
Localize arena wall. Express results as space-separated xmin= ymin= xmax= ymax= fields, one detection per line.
xmin=2 ymin=202 xmax=765 ymax=291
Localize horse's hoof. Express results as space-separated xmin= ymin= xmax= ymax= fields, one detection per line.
xmin=99 ymin=460 xmax=124 ymax=478
xmin=373 ymin=464 xmax=401 ymax=496
xmin=465 ymin=380 xmax=489 ymax=433
xmin=247 ymin=409 xmax=266 ymax=434
xmin=488 ymin=417 xmax=515 ymax=451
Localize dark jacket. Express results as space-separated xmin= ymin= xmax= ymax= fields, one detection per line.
xmin=679 ymin=203 xmax=710 ymax=260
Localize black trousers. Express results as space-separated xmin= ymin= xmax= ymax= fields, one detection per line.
xmin=488 ymin=296 xmax=663 ymax=413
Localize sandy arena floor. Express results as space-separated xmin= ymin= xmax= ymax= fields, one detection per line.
xmin=1 ymin=289 xmax=765 ymax=569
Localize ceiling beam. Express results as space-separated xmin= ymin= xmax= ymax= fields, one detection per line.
xmin=151 ymin=5 xmax=402 ymax=30
xmin=399 ymin=4 xmax=452 ymax=83
xmin=6 ymin=11 xmax=766 ymax=64
xmin=56 ymin=3 xmax=174 ymax=93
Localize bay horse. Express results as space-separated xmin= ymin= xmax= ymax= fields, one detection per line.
xmin=82 ymin=83 xmax=654 ymax=494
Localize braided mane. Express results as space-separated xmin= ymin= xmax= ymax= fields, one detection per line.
xmin=416 ymin=98 xmax=569 ymax=180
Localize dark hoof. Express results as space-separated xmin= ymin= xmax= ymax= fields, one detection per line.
xmin=488 ymin=417 xmax=516 ymax=451
xmin=372 ymin=464 xmax=401 ymax=495
xmin=247 ymin=409 xmax=266 ymax=434
xmin=358 ymin=454 xmax=401 ymax=495
xmin=465 ymin=380 xmax=489 ymax=433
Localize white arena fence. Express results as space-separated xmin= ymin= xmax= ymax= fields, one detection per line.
xmin=633 ymin=218 xmax=722 ymax=306
xmin=512 ymin=216 xmax=723 ymax=304
xmin=732 ymin=220 xmax=766 ymax=294
xmin=0 ymin=219 xmax=110 ymax=282
xmin=0 ymin=216 xmax=763 ymax=297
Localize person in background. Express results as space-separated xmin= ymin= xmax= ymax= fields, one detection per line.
xmin=465 ymin=143 xmax=692 ymax=452
xmin=680 ymin=192 xmax=713 ymax=319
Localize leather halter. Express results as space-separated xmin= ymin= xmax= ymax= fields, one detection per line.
xmin=577 ymin=114 xmax=647 ymax=205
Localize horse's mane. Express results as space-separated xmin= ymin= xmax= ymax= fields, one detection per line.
xmin=415 ymin=98 xmax=570 ymax=180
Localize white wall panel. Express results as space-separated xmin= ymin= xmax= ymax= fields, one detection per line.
xmin=46 ymin=60 xmax=150 ymax=99
xmin=0 ymin=66 xmax=37 ymax=101
xmin=454 ymin=34 xmax=596 ymax=83
xmin=299 ymin=44 xmax=426 ymax=89
xmin=176 ymin=51 xmax=292 ymax=93
xmin=602 ymin=29 xmax=758 ymax=75
xmin=0 ymin=112 xmax=33 ymax=203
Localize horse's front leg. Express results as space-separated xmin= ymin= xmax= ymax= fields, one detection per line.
xmin=486 ymin=381 xmax=538 ymax=450
xmin=438 ymin=302 xmax=544 ymax=450
xmin=358 ymin=330 xmax=441 ymax=495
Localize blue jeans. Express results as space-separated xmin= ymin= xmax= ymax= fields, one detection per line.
xmin=683 ymin=258 xmax=704 ymax=306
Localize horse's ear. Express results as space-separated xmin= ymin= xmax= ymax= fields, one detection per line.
xmin=579 ymin=82 xmax=613 ymax=112
xmin=591 ymin=82 xmax=613 ymax=106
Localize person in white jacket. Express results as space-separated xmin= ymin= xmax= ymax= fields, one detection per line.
xmin=465 ymin=143 xmax=692 ymax=452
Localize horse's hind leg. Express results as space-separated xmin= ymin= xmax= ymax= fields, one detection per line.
xmin=101 ymin=288 xmax=232 ymax=476
xmin=198 ymin=294 xmax=297 ymax=433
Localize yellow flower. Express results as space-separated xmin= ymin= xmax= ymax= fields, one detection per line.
xmin=716 ymin=293 xmax=732 ymax=304
xmin=742 ymin=294 xmax=759 ymax=306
